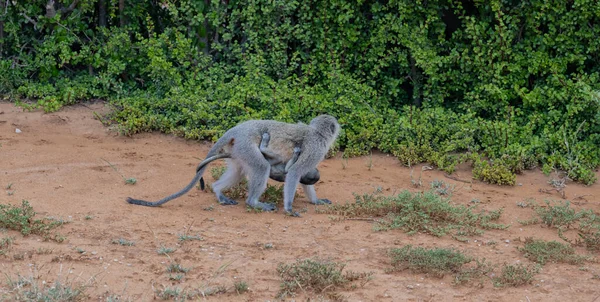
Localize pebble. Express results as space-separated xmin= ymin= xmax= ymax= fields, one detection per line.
xmin=15 ymin=128 xmax=21 ymax=133
xmin=505 ymin=240 xmax=510 ymax=243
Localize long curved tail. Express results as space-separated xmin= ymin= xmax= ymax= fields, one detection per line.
xmin=126 ymin=153 xmax=231 ymax=207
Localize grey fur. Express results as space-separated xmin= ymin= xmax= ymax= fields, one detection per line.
xmin=259 ymin=132 xmax=320 ymax=185
xmin=197 ymin=132 xmax=320 ymax=190
xmin=126 ymin=115 xmax=340 ymax=215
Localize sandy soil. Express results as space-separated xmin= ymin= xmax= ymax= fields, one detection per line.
xmin=0 ymin=101 xmax=599 ymax=301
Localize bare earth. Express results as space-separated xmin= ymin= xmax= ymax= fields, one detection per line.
xmin=0 ymin=101 xmax=599 ymax=301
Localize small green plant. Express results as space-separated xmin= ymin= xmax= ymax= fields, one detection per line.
xmin=320 ymin=190 xmax=506 ymax=241
xmin=430 ymin=179 xmax=454 ymax=196
xmin=201 ymin=286 xmax=228 ymax=296
xmin=276 ymin=258 xmax=371 ymax=299
xmin=157 ymin=246 xmax=176 ymax=255
xmin=548 ymin=176 xmax=568 ymax=196
xmin=6 ymin=183 xmax=15 ymax=196
xmin=341 ymin=152 xmax=349 ymax=170
xmin=472 ymin=156 xmax=516 ymax=186
xmin=535 ymin=200 xmax=585 ymax=228
xmin=366 ymin=152 xmax=373 ymax=171
xmin=453 ymin=258 xmax=494 ymax=286
xmin=101 ymin=158 xmax=137 ymax=185
xmin=410 ymin=168 xmax=423 ymax=188
xmin=84 ymin=215 xmax=93 ymax=220
xmin=75 ymin=247 xmax=86 ymax=254
xmin=167 ymin=263 xmax=190 ymax=274
xmin=578 ymin=230 xmax=600 ymax=252
xmin=518 ymin=238 xmax=588 ymax=265
xmin=5 ymin=274 xmax=88 ymax=301
xmin=36 ymin=247 xmax=53 ymax=255
xmin=169 ymin=274 xmax=184 ymax=281
xmin=203 ymin=205 xmax=214 ymax=211
xmin=0 ymin=200 xmax=65 ymax=241
xmin=155 ymin=287 xmax=183 ymax=300
xmin=178 ymin=234 xmax=203 ymax=242
xmin=264 ymin=243 xmax=274 ymax=249
xmin=111 ymin=238 xmax=135 ymax=246
xmin=525 ymin=200 xmax=600 ymax=251
xmin=493 ymin=263 xmax=539 ymax=287
xmin=262 ymin=184 xmax=285 ymax=205
xmin=388 ymin=245 xmax=472 ymax=278
xmin=0 ymin=236 xmax=14 ymax=255
xmin=234 ymin=280 xmax=249 ymax=294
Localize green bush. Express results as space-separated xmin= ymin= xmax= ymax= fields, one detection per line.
xmin=1 ymin=0 xmax=599 ymax=184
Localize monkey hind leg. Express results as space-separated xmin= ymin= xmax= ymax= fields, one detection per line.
xmin=244 ymin=153 xmax=277 ymax=212
xmin=301 ymin=184 xmax=332 ymax=205
xmin=211 ymin=160 xmax=244 ymax=206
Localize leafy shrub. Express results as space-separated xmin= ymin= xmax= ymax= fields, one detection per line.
xmin=2 ymin=0 xmax=599 ymax=184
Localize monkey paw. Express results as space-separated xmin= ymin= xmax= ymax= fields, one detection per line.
xmin=249 ymin=201 xmax=277 ymax=212
xmin=311 ymin=199 xmax=332 ymax=205
xmin=218 ymin=196 xmax=238 ymax=206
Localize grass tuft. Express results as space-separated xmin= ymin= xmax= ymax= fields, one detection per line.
xmin=523 ymin=200 xmax=600 ymax=251
xmin=157 ymin=246 xmax=176 ymax=255
xmin=111 ymin=238 xmax=135 ymax=246
xmin=0 ymin=200 xmax=66 ymax=241
xmin=234 ymin=280 xmax=249 ymax=294
xmin=319 ymin=190 xmax=506 ymax=240
xmin=5 ymin=274 xmax=88 ymax=301
xmin=166 ymin=263 xmax=190 ymax=274
xmin=493 ymin=263 xmax=539 ymax=287
xmin=276 ymin=258 xmax=371 ymax=299
xmin=178 ymin=234 xmax=203 ymax=242
xmin=518 ymin=238 xmax=588 ymax=265
xmin=389 ymin=245 xmax=471 ymax=277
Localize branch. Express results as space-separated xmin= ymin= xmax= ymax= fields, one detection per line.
xmin=59 ymin=0 xmax=79 ymax=16
xmin=20 ymin=12 xmax=38 ymax=30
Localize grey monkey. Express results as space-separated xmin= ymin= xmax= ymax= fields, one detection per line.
xmin=258 ymin=132 xmax=321 ymax=183
xmin=197 ymin=131 xmax=321 ymax=189
xmin=126 ymin=115 xmax=340 ymax=216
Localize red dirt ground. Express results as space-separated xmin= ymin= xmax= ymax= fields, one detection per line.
xmin=0 ymin=101 xmax=599 ymax=301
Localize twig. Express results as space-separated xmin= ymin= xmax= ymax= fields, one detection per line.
xmin=295 ymin=278 xmax=306 ymax=294
xmin=19 ymin=12 xmax=38 ymax=30
xmin=346 ymin=217 xmax=375 ymax=222
xmin=574 ymin=194 xmax=592 ymax=201
xmin=444 ymin=174 xmax=471 ymax=184
xmin=100 ymin=157 xmax=125 ymax=178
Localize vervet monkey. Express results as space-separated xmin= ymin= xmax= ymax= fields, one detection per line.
xmin=197 ymin=132 xmax=321 ymax=190
xmin=127 ymin=115 xmax=340 ymax=216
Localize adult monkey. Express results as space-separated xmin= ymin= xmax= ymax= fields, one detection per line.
xmin=127 ymin=115 xmax=340 ymax=216
xmin=197 ymin=132 xmax=321 ymax=189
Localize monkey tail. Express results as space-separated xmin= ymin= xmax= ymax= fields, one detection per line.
xmin=126 ymin=153 xmax=231 ymax=207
